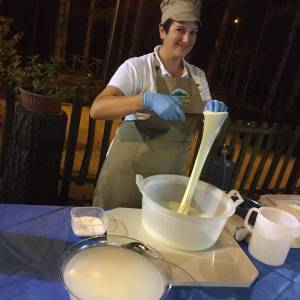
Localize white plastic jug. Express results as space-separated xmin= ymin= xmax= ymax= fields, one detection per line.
xmin=244 ymin=207 xmax=300 ymax=266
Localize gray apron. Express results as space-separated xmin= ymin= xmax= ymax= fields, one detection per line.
xmin=93 ymin=56 xmax=204 ymax=208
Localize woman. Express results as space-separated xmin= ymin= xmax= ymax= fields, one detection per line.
xmin=90 ymin=0 xmax=227 ymax=208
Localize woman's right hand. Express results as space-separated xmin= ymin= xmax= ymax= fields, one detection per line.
xmin=143 ymin=92 xmax=186 ymax=121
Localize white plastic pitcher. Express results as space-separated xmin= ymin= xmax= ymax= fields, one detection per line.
xmin=136 ymin=174 xmax=244 ymax=251
xmin=244 ymin=207 xmax=300 ymax=266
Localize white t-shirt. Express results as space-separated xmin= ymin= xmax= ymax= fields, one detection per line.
xmin=108 ymin=46 xmax=212 ymax=120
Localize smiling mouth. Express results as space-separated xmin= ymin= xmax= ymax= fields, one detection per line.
xmin=177 ymin=45 xmax=190 ymax=51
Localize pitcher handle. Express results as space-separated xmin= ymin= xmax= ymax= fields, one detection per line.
xmin=136 ymin=174 xmax=145 ymax=192
xmin=227 ymin=190 xmax=244 ymax=208
xmin=244 ymin=207 xmax=259 ymax=233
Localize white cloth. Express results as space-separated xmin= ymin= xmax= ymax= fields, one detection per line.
xmin=108 ymin=45 xmax=212 ymax=120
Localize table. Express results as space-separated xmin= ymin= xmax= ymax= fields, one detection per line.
xmin=0 ymin=204 xmax=299 ymax=300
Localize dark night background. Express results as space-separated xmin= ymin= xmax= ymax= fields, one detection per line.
xmin=0 ymin=0 xmax=299 ymax=123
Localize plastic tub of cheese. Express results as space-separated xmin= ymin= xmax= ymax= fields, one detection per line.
xmin=71 ymin=207 xmax=107 ymax=237
xmin=60 ymin=235 xmax=172 ymax=300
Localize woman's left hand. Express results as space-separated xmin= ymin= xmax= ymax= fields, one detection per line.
xmin=204 ymin=100 xmax=228 ymax=112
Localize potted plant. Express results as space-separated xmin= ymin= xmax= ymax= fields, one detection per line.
xmin=1 ymin=16 xmax=89 ymax=114
xmin=9 ymin=54 xmax=91 ymax=114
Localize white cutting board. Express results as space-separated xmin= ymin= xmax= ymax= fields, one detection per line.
xmin=106 ymin=208 xmax=258 ymax=287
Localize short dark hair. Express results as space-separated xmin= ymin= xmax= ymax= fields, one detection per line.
xmin=160 ymin=18 xmax=174 ymax=34
xmin=160 ymin=18 xmax=200 ymax=34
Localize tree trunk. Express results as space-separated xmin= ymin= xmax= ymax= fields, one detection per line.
xmin=285 ymin=63 xmax=300 ymax=111
xmin=83 ymin=0 xmax=96 ymax=59
xmin=128 ymin=0 xmax=146 ymax=57
xmin=206 ymin=0 xmax=235 ymax=82
xmin=241 ymin=0 xmax=272 ymax=103
xmin=54 ymin=0 xmax=71 ymax=57
xmin=1 ymin=106 xmax=67 ymax=204
xmin=112 ymin=0 xmax=131 ymax=66
xmin=30 ymin=0 xmax=40 ymax=55
xmin=61 ymin=0 xmax=71 ymax=57
xmin=263 ymin=5 xmax=300 ymax=112
xmin=54 ymin=0 xmax=66 ymax=56
xmin=102 ymin=0 xmax=122 ymax=82
xmin=218 ymin=23 xmax=239 ymax=88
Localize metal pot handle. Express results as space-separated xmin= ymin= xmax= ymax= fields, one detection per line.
xmin=227 ymin=190 xmax=244 ymax=208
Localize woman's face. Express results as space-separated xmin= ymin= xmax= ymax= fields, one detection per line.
xmin=160 ymin=21 xmax=198 ymax=59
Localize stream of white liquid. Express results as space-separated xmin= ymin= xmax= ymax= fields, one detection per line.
xmin=177 ymin=112 xmax=228 ymax=215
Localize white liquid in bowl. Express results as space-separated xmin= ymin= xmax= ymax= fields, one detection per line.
xmin=162 ymin=201 xmax=203 ymax=216
xmin=63 ymin=246 xmax=166 ymax=300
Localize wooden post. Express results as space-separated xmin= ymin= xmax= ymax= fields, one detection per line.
xmin=60 ymin=95 xmax=83 ymax=203
xmin=0 ymin=89 xmax=16 ymax=176
xmin=286 ymin=126 xmax=300 ymax=194
xmin=1 ymin=106 xmax=67 ymax=204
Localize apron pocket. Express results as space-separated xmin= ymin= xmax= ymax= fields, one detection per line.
xmin=133 ymin=139 xmax=191 ymax=177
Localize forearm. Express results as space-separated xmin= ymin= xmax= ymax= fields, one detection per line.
xmin=90 ymin=88 xmax=187 ymax=121
xmin=90 ymin=92 xmax=144 ymax=120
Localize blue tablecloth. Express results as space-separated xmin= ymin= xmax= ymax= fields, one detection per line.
xmin=0 ymin=204 xmax=299 ymax=300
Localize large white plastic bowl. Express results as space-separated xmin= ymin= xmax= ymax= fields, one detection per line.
xmin=136 ymin=174 xmax=243 ymax=251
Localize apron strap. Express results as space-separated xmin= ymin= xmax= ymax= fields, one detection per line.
xmin=152 ymin=53 xmax=201 ymax=91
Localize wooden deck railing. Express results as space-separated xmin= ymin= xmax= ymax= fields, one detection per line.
xmin=64 ymin=53 xmax=105 ymax=76
xmin=1 ymin=91 xmax=299 ymax=203
xmin=224 ymin=120 xmax=300 ymax=196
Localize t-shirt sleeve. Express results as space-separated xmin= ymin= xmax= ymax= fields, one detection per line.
xmin=107 ymin=59 xmax=142 ymax=96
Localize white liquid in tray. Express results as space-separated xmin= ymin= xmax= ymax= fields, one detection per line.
xmin=63 ymin=246 xmax=166 ymax=300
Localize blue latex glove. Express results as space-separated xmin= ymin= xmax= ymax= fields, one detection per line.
xmin=143 ymin=92 xmax=186 ymax=121
xmin=204 ymin=100 xmax=228 ymax=112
